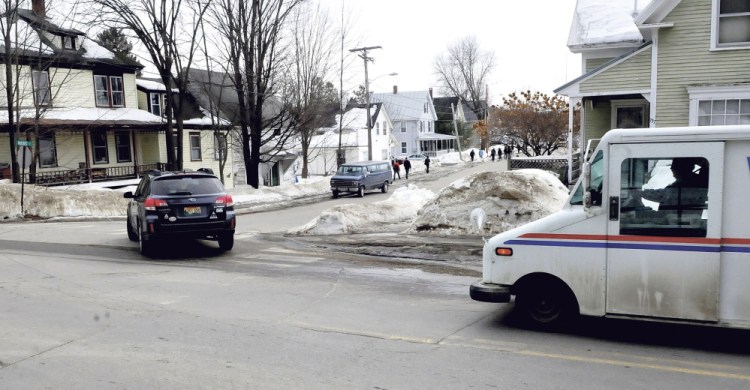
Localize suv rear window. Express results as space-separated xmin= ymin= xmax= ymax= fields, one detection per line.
xmin=151 ymin=176 xmax=224 ymax=196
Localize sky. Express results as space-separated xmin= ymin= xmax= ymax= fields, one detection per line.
xmin=322 ymin=0 xmax=582 ymax=104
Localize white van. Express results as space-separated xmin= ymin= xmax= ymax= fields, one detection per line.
xmin=470 ymin=125 xmax=750 ymax=330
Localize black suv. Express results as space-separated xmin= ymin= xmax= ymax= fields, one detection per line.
xmin=124 ymin=170 xmax=236 ymax=256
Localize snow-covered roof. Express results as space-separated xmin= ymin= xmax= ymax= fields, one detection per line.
xmin=136 ymin=79 xmax=169 ymax=91
xmin=371 ymin=90 xmax=435 ymax=121
xmin=567 ymin=0 xmax=653 ymax=50
xmin=0 ymin=107 xmax=165 ymax=125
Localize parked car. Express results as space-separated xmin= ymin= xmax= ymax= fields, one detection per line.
xmin=124 ymin=170 xmax=236 ymax=256
xmin=330 ymin=161 xmax=391 ymax=198
xmin=394 ymin=153 xmax=428 ymax=163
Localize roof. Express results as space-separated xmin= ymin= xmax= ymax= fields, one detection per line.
xmin=0 ymin=8 xmax=141 ymax=69
xmin=0 ymin=107 xmax=165 ymax=127
xmin=554 ymin=41 xmax=653 ymax=95
xmin=417 ymin=133 xmax=457 ymax=141
xmin=567 ymin=0 xmax=652 ymax=50
xmin=371 ymin=90 xmax=436 ymax=121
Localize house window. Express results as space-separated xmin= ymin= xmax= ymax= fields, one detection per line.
xmin=39 ymin=131 xmax=57 ymax=168
xmin=115 ymin=131 xmax=132 ymax=162
xmin=423 ymin=103 xmax=428 ymax=113
xmin=62 ymin=36 xmax=75 ymax=50
xmin=190 ymin=132 xmax=202 ymax=161
xmin=376 ymin=122 xmax=380 ymax=135
xmin=214 ymin=133 xmax=227 ymax=160
xmin=32 ymin=70 xmax=51 ymax=106
xmin=428 ymin=122 xmax=432 ymax=132
xmin=401 ymin=142 xmax=407 ymax=154
xmin=611 ymin=100 xmax=648 ymax=128
xmin=150 ymin=93 xmax=162 ymax=116
xmin=401 ymin=122 xmax=406 ymax=132
xmin=91 ymin=131 xmax=109 ymax=164
xmin=94 ymin=75 xmax=125 ymax=107
xmin=688 ymin=85 xmax=750 ymax=125
xmin=713 ymin=0 xmax=750 ymax=49
xmin=419 ymin=121 xmax=424 ymax=132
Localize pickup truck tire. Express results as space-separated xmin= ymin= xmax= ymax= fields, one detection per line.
xmin=358 ymin=186 xmax=365 ymax=197
xmin=332 ymin=190 xmax=339 ymax=199
xmin=515 ymin=281 xmax=576 ymax=331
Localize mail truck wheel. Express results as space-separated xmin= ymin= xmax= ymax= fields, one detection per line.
xmin=515 ymin=279 xmax=577 ymax=331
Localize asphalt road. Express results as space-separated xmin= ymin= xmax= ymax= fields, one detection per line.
xmin=1 ymin=159 xmax=749 ymax=388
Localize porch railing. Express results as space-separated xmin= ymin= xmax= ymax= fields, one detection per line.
xmin=20 ymin=163 xmax=173 ymax=186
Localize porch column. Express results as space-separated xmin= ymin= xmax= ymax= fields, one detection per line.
xmin=82 ymin=129 xmax=92 ymax=183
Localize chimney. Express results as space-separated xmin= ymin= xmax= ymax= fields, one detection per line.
xmin=393 ymin=85 xmax=398 ymax=94
xmin=32 ymin=0 xmax=45 ymax=18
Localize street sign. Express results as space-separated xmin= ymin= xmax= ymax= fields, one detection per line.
xmin=17 ymin=146 xmax=32 ymax=168
xmin=16 ymin=140 xmax=32 ymax=147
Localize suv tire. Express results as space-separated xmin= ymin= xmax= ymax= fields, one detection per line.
xmin=138 ymin=223 xmax=154 ymax=257
xmin=219 ymin=233 xmax=234 ymax=251
xmin=127 ymin=216 xmax=138 ymax=241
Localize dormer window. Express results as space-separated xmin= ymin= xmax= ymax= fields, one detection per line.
xmin=712 ymin=0 xmax=750 ymax=49
xmin=62 ymin=35 xmax=75 ymax=50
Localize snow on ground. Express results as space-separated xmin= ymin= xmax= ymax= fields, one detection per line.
xmin=408 ymin=169 xmax=569 ymax=236
xmin=0 ymin=167 xmax=570 ymax=238
xmin=288 ymin=184 xmax=436 ymax=235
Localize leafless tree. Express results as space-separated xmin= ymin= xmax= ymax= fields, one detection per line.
xmin=1 ymin=0 xmax=100 ymax=183
xmin=286 ymin=2 xmax=339 ymax=178
xmin=89 ymin=0 xmax=212 ymax=171
xmin=208 ymin=0 xmax=302 ymax=188
xmin=434 ymin=35 xmax=495 ymax=119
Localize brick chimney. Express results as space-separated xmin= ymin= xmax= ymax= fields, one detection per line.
xmin=32 ymin=0 xmax=45 ymax=17
xmin=393 ymin=85 xmax=398 ymax=94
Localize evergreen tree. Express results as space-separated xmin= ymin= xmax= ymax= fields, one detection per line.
xmin=96 ymin=27 xmax=142 ymax=73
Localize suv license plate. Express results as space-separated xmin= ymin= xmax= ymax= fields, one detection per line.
xmin=184 ymin=206 xmax=202 ymax=215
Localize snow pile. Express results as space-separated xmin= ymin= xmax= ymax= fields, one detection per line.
xmin=288 ymin=185 xmax=436 ymax=235
xmin=408 ymin=169 xmax=569 ymax=236
xmin=0 ymin=183 xmax=129 ymax=220
xmin=230 ymin=177 xmax=330 ymax=207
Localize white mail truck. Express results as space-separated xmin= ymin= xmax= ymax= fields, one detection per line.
xmin=470 ymin=125 xmax=750 ymax=330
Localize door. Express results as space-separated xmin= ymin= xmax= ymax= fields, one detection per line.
xmin=606 ymin=142 xmax=723 ymax=321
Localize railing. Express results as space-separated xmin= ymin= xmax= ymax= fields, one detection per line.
xmin=510 ymin=156 xmax=572 ymax=186
xmin=21 ymin=162 xmax=173 ymax=186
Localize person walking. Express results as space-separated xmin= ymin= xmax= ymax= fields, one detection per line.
xmin=403 ymin=157 xmax=412 ymax=179
xmin=470 ymin=149 xmax=475 ymax=162
xmin=490 ymin=148 xmax=496 ymax=162
xmin=424 ymin=155 xmax=431 ymax=173
xmin=392 ymin=159 xmax=401 ymax=180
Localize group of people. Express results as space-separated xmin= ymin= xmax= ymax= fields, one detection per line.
xmin=391 ymin=155 xmax=431 ymax=180
xmin=469 ymin=145 xmax=514 ymax=162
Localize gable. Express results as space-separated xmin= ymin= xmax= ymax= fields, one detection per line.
xmin=581 ymin=47 xmax=652 ymax=93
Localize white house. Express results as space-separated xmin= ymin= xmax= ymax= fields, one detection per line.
xmin=371 ymin=87 xmax=438 ymax=157
xmin=302 ymin=103 xmax=394 ymax=176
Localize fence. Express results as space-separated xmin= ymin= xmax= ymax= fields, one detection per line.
xmin=509 ymin=154 xmax=581 ymax=187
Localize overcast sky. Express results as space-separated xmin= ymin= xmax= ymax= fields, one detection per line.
xmin=323 ymin=0 xmax=581 ymax=104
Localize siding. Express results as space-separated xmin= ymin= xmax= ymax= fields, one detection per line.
xmin=50 ymin=68 xmax=94 ymax=107
xmin=581 ymin=49 xmax=652 ymax=93
xmin=584 ymin=101 xmax=612 ymax=141
xmin=655 ymin=0 xmax=750 ymax=127
xmin=585 ymin=57 xmax=613 ymax=72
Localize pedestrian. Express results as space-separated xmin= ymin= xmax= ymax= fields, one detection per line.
xmin=504 ymin=145 xmax=511 ymax=159
xmin=470 ymin=149 xmax=475 ymax=162
xmin=403 ymin=157 xmax=411 ymax=179
xmin=392 ymin=159 xmax=400 ymax=180
xmin=490 ymin=148 xmax=496 ymax=162
xmin=424 ymin=155 xmax=431 ymax=173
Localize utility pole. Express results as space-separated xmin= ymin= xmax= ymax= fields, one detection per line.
xmin=349 ymin=45 xmax=381 ymax=161
xmin=451 ymin=103 xmax=464 ymax=161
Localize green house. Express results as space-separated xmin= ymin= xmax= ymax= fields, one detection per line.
xmin=556 ymin=0 xmax=750 ymax=159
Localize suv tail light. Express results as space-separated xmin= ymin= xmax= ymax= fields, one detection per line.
xmin=144 ymin=197 xmax=168 ymax=211
xmin=214 ymin=194 xmax=234 ymax=207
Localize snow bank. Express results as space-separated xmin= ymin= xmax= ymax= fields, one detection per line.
xmin=0 ymin=184 xmax=129 ymax=221
xmin=408 ymin=169 xmax=569 ymax=236
xmin=288 ymin=185 xmax=436 ymax=235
